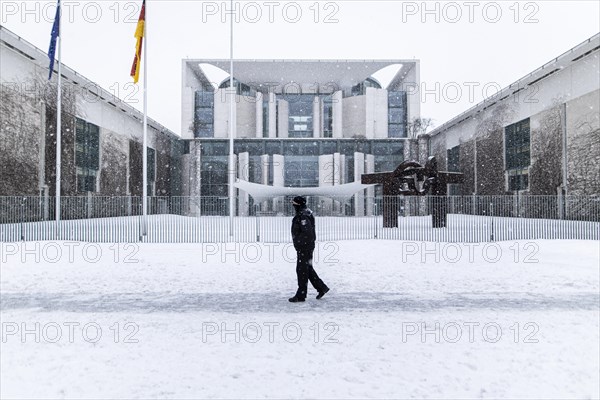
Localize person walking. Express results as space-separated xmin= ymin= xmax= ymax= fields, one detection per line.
xmin=288 ymin=196 xmax=329 ymax=303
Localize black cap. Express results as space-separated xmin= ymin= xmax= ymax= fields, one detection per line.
xmin=291 ymin=196 xmax=306 ymax=206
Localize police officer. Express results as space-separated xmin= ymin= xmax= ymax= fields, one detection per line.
xmin=289 ymin=196 xmax=329 ymax=302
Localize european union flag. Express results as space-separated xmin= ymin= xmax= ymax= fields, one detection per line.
xmin=48 ymin=0 xmax=60 ymax=80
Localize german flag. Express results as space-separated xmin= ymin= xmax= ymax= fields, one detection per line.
xmin=130 ymin=0 xmax=145 ymax=84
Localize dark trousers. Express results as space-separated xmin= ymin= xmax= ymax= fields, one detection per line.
xmin=295 ymin=248 xmax=327 ymax=299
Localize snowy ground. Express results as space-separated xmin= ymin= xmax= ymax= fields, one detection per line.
xmin=1 ymin=239 xmax=599 ymax=399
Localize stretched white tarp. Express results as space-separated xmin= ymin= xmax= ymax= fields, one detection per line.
xmin=233 ymin=180 xmax=375 ymax=203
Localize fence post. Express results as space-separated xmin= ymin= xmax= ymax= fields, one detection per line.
xmin=490 ymin=201 xmax=494 ymax=242
xmin=373 ymin=202 xmax=378 ymax=239
xmin=20 ymin=196 xmax=25 ymax=241
xmin=558 ymin=189 xmax=565 ymax=220
xmin=255 ymin=204 xmax=260 ymax=242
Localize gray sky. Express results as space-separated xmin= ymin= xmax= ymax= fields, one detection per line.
xmin=1 ymin=0 xmax=599 ymax=134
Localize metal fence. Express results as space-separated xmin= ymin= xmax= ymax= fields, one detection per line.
xmin=1 ymin=195 xmax=598 ymax=243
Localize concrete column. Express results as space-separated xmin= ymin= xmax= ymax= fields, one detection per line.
xmin=313 ymin=96 xmax=321 ymax=138
xmin=237 ymin=152 xmax=250 ymax=217
xmin=418 ymin=134 xmax=430 ymax=164
xmin=405 ymin=60 xmax=421 ymax=124
xmin=332 ymin=90 xmax=343 ymax=138
xmin=340 ymin=154 xmax=346 ymax=185
xmin=181 ymin=154 xmax=191 ymax=197
xmin=261 ymin=154 xmax=270 ymax=211
xmin=185 ymin=141 xmax=202 ymax=217
xmin=365 ymin=154 xmax=375 ymax=216
xmin=333 ymin=153 xmax=342 ymax=186
xmin=332 ymin=153 xmax=342 ymax=214
xmin=273 ymin=154 xmax=285 ymax=213
xmin=354 ymin=152 xmax=365 ymax=216
xmin=403 ymin=138 xmax=419 ymax=162
xmin=181 ymin=86 xmax=195 ymax=139
xmin=278 ymin=99 xmax=289 ymax=138
xmin=268 ymin=92 xmax=277 ymax=138
xmin=255 ymin=92 xmax=263 ymax=138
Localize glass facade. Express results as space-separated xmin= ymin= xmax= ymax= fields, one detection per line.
xmin=75 ymin=118 xmax=100 ymax=192
xmin=351 ymin=77 xmax=382 ymax=96
xmin=447 ymin=146 xmax=460 ymax=172
xmin=505 ymin=118 xmax=531 ymax=191
xmin=281 ymin=94 xmax=315 ymax=138
xmin=195 ymin=79 xmax=409 ymax=140
xmin=505 ymin=118 xmax=530 ymax=170
xmin=194 ymin=90 xmax=214 ymax=138
xmin=195 ymin=139 xmax=404 ymax=193
xmin=447 ymin=145 xmax=461 ymax=195
xmin=322 ymin=95 xmax=333 ymax=138
xmin=218 ymin=78 xmax=254 ymax=97
xmin=147 ymin=147 xmax=156 ymax=195
xmin=285 ymin=156 xmax=319 ymax=187
xmin=372 ymin=141 xmax=404 ymax=172
xmin=388 ymin=91 xmax=407 ymax=138
xmin=262 ymin=99 xmax=269 ymax=137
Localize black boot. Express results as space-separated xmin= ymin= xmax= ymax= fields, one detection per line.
xmin=288 ymin=295 xmax=305 ymax=303
xmin=316 ymin=287 xmax=330 ymax=300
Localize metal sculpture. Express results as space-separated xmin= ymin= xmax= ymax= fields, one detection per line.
xmin=361 ymin=157 xmax=464 ymax=228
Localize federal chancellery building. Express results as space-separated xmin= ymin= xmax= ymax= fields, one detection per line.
xmin=179 ymin=59 xmax=421 ymax=215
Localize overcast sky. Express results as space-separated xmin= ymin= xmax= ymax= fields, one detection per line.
xmin=1 ymin=0 xmax=599 ymax=134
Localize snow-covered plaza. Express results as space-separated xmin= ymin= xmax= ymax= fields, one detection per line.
xmin=1 ymin=239 xmax=598 ymax=399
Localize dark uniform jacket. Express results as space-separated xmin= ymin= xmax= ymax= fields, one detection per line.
xmin=291 ymin=207 xmax=316 ymax=251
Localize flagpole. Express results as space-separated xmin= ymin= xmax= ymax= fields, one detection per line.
xmin=228 ymin=0 xmax=235 ymax=236
xmin=55 ymin=3 xmax=62 ymax=229
xmin=142 ymin=0 xmax=148 ymax=237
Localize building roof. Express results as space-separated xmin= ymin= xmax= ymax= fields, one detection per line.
xmin=185 ymin=59 xmax=418 ymax=93
xmin=427 ymin=33 xmax=600 ymax=138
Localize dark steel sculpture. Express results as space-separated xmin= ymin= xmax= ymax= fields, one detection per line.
xmin=361 ymin=157 xmax=464 ymax=228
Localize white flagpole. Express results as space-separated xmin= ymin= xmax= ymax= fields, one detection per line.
xmin=228 ymin=0 xmax=235 ymax=236
xmin=55 ymin=5 xmax=62 ymax=227
xmin=142 ymin=0 xmax=148 ymax=237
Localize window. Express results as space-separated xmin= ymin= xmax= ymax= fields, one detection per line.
xmin=505 ymin=118 xmax=530 ymax=191
xmin=218 ymin=78 xmax=254 ymax=97
xmin=282 ymin=94 xmax=314 ymax=138
xmin=76 ymin=167 xmax=97 ymax=192
xmin=388 ymin=91 xmax=407 ymax=138
xmin=147 ymin=147 xmax=156 ymax=196
xmin=320 ymin=140 xmax=337 ymax=155
xmin=75 ymin=118 xmax=100 ymax=192
xmin=265 ymin=141 xmax=282 ymax=155
xmin=447 ymin=146 xmax=460 ymax=172
xmin=235 ymin=141 xmax=264 ymax=156
xmin=194 ymin=90 xmax=214 ymax=138
xmin=201 ymin=141 xmax=228 ymax=156
xmin=147 ymin=147 xmax=156 ymax=182
xmin=447 ymin=146 xmax=460 ymax=195
xmin=373 ymin=141 xmax=404 ymax=172
xmin=284 ymin=157 xmax=319 ymax=187
xmin=262 ymin=100 xmax=269 ymax=137
xmin=508 ymin=168 xmax=529 ymax=191
xmin=351 ymin=78 xmax=382 ymax=96
xmin=323 ymin=96 xmax=333 ymax=138
xmin=200 ymin=159 xmax=229 ymax=198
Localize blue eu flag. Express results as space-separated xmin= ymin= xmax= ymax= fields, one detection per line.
xmin=48 ymin=0 xmax=60 ymax=80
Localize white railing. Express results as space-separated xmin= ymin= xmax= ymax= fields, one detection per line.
xmin=1 ymin=195 xmax=598 ymax=243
